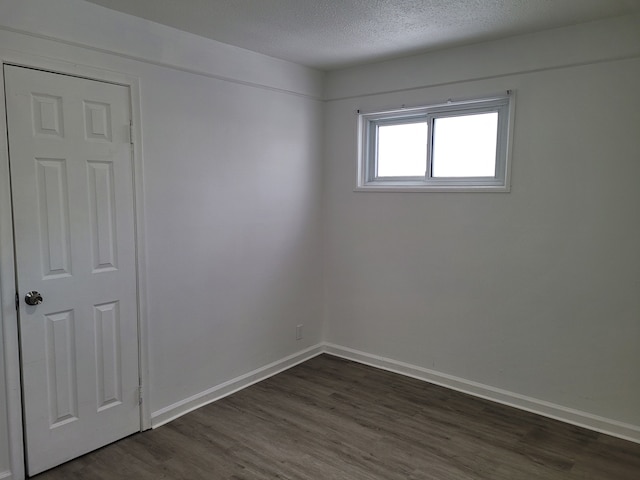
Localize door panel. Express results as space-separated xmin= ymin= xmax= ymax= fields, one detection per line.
xmin=4 ymin=65 xmax=140 ymax=476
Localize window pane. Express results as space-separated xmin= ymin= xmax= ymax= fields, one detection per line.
xmin=377 ymin=122 xmax=428 ymax=177
xmin=432 ymin=112 xmax=498 ymax=177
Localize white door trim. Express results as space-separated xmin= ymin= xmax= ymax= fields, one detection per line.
xmin=0 ymin=51 xmax=150 ymax=480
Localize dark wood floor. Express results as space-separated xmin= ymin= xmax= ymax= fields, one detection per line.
xmin=34 ymin=354 xmax=640 ymax=479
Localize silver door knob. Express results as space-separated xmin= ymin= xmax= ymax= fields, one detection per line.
xmin=24 ymin=291 xmax=43 ymax=306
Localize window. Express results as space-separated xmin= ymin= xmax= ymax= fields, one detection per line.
xmin=357 ymin=94 xmax=513 ymax=191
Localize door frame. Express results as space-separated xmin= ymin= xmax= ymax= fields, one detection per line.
xmin=0 ymin=51 xmax=150 ymax=479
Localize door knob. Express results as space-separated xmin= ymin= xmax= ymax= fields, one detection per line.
xmin=24 ymin=291 xmax=43 ymax=306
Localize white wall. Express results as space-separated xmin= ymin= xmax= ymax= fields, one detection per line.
xmin=0 ymin=1 xmax=324 ymax=477
xmin=142 ymin=67 xmax=324 ymax=413
xmin=324 ymin=15 xmax=640 ymax=436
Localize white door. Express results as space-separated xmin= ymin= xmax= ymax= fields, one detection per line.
xmin=4 ymin=65 xmax=140 ymax=476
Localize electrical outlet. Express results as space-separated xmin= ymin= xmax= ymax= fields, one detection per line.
xmin=296 ymin=324 xmax=303 ymax=340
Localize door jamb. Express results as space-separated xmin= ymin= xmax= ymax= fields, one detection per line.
xmin=0 ymin=50 xmax=150 ymax=479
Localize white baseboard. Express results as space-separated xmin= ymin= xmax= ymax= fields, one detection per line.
xmin=150 ymin=341 xmax=640 ymax=445
xmin=0 ymin=470 xmax=13 ymax=480
xmin=151 ymin=344 xmax=324 ymax=428
xmin=323 ymin=343 xmax=640 ymax=444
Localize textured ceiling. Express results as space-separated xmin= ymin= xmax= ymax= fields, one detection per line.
xmin=84 ymin=0 xmax=640 ymax=70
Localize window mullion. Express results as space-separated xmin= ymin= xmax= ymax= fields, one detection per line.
xmin=425 ymin=115 xmax=435 ymax=181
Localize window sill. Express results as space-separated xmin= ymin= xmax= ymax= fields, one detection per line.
xmin=354 ymin=183 xmax=511 ymax=193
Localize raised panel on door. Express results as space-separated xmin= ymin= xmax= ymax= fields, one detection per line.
xmin=44 ymin=309 xmax=78 ymax=428
xmin=35 ymin=158 xmax=72 ymax=278
xmin=87 ymin=161 xmax=118 ymax=272
xmin=4 ymin=64 xmax=140 ymax=476
xmin=94 ymin=300 xmax=123 ymax=411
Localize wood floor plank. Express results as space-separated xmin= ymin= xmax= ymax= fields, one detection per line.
xmin=32 ymin=355 xmax=640 ymax=479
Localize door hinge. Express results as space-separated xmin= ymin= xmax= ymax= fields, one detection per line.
xmin=15 ymin=292 xmax=19 ymax=310
xmin=129 ymin=121 xmax=134 ymax=145
xmin=138 ymin=386 xmax=143 ymax=406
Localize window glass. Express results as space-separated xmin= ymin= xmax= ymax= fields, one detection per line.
xmin=377 ymin=122 xmax=428 ymax=177
xmin=431 ymin=112 xmax=498 ymax=178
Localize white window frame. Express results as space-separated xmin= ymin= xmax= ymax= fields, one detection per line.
xmin=357 ymin=93 xmax=514 ymax=192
